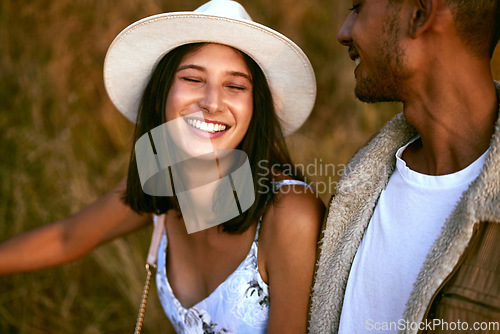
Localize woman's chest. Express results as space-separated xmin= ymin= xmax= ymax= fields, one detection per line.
xmin=164 ymin=221 xmax=257 ymax=308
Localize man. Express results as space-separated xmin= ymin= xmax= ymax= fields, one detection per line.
xmin=310 ymin=0 xmax=499 ymax=333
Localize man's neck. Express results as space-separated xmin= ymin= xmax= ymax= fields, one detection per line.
xmin=401 ymin=68 xmax=497 ymax=176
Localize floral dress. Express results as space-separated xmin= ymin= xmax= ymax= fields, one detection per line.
xmin=155 ymin=180 xmax=311 ymax=333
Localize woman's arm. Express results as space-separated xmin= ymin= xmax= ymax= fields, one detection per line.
xmin=260 ymin=184 xmax=325 ymax=333
xmin=0 ymin=179 xmax=152 ymax=275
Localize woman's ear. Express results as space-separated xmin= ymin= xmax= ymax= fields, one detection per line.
xmin=409 ymin=0 xmax=438 ymax=38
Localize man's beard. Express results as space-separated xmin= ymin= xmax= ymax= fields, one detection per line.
xmin=354 ymin=12 xmax=412 ymax=103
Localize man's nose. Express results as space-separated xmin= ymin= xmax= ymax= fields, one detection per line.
xmin=337 ymin=12 xmax=355 ymax=46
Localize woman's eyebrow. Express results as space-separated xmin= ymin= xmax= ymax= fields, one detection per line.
xmin=229 ymin=71 xmax=252 ymax=83
xmin=176 ymin=64 xmax=204 ymax=72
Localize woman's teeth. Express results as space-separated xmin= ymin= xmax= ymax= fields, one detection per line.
xmin=186 ymin=119 xmax=227 ymax=133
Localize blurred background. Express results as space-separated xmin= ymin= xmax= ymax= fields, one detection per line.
xmin=0 ymin=0 xmax=499 ymax=333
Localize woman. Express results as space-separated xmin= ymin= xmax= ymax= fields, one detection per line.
xmin=0 ymin=1 xmax=324 ymax=333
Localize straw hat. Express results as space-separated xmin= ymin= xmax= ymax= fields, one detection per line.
xmin=103 ymin=0 xmax=316 ymax=136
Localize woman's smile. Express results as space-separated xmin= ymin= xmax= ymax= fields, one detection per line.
xmin=184 ymin=117 xmax=231 ymax=139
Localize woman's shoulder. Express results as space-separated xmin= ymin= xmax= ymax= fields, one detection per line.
xmin=260 ymin=174 xmax=325 ymax=248
xmin=270 ymin=172 xmax=323 ymax=215
xmin=270 ymin=176 xmax=324 ymax=228
xmin=257 ymin=174 xmax=325 ymax=283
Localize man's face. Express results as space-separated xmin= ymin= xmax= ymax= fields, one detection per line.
xmin=337 ymin=0 xmax=412 ymax=103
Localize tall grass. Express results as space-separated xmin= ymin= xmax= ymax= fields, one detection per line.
xmin=0 ymin=0 xmax=499 ymax=333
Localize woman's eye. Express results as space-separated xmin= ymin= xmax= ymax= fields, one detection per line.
xmin=227 ymin=85 xmax=246 ymax=91
xmin=181 ymin=77 xmax=202 ymax=83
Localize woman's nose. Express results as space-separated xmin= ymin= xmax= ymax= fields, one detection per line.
xmin=199 ymin=84 xmax=224 ymax=114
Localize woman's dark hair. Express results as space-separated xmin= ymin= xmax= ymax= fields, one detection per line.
xmin=123 ymin=42 xmax=298 ymax=234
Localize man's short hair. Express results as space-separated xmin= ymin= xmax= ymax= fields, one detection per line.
xmin=447 ymin=0 xmax=499 ymax=57
xmin=388 ymin=0 xmax=499 ymax=57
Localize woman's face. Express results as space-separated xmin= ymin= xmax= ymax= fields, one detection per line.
xmin=165 ymin=43 xmax=253 ymax=155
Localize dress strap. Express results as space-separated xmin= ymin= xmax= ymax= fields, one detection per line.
xmin=254 ymin=215 xmax=263 ymax=242
xmin=274 ymin=179 xmax=313 ymax=191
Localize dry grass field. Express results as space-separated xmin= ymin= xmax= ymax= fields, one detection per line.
xmin=0 ymin=0 xmax=499 ymax=333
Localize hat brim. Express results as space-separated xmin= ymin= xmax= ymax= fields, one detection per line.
xmin=104 ymin=12 xmax=316 ymax=136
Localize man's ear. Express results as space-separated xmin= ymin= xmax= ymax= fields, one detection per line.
xmin=409 ymin=0 xmax=438 ymax=38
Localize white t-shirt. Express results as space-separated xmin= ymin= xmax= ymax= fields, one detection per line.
xmin=338 ymin=138 xmax=489 ymax=334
